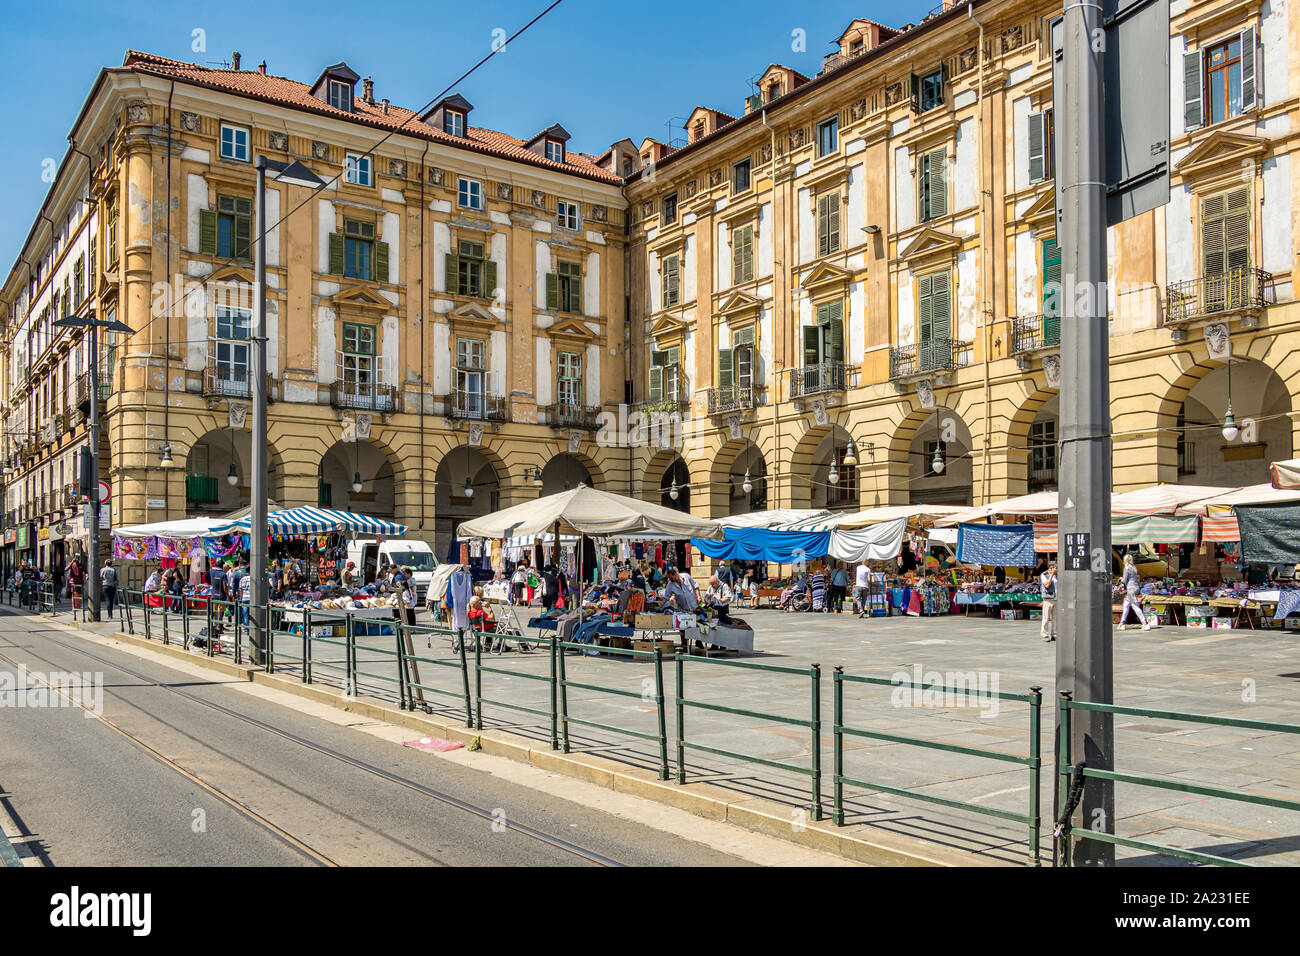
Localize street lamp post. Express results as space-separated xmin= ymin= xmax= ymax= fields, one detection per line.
xmin=250 ymin=157 xmax=327 ymax=663
xmin=55 ymin=310 xmax=133 ymax=622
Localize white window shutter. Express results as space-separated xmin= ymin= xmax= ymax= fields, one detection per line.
xmin=1183 ymin=47 xmax=1203 ymax=131
xmin=1239 ymin=25 xmax=1257 ymax=111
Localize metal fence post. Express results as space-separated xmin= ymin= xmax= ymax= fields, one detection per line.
xmin=345 ymin=613 xmax=355 ymax=693
xmin=303 ymin=607 xmax=312 ymax=685
xmin=833 ymin=667 xmax=844 ymax=826
xmin=458 ymin=625 xmax=472 ymax=727
xmin=548 ymin=636 xmax=558 ymax=749
xmin=474 ymin=630 xmax=484 ymax=730
xmin=810 ymin=662 xmax=823 ymax=822
xmin=1029 ymin=685 xmax=1043 ymax=866
xmin=557 ymin=637 xmax=570 ymax=754
xmin=395 ymin=621 xmax=408 ymax=710
xmin=654 ymin=646 xmax=668 ymax=781
xmin=675 ymin=653 xmax=686 ymax=785
xmin=265 ymin=604 xmax=275 ymax=674
xmin=182 ymin=597 xmax=190 ymax=649
xmin=1056 ymin=691 xmax=1073 ymax=868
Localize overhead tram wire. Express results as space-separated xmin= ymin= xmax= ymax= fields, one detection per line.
xmin=163 ymin=0 xmax=568 ymax=324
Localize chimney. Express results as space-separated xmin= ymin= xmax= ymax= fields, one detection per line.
xmin=381 ymin=98 xmax=389 ymax=115
xmin=362 ymin=77 xmax=374 ymax=105
xmin=258 ymin=60 xmax=267 ymax=75
xmin=232 ymin=51 xmax=241 ymax=70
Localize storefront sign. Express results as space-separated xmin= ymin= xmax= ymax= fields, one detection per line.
xmin=16 ymin=527 xmax=29 ymax=549
xmin=3 ymin=530 xmax=15 ymax=545
xmin=37 ymin=527 xmax=50 ymax=541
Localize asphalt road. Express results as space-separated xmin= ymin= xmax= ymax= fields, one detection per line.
xmin=0 ymin=609 xmax=766 ymax=867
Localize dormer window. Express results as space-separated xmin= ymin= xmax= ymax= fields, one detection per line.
xmin=328 ymin=79 xmax=353 ymax=111
xmin=444 ymin=110 xmax=465 ymax=137
xmin=546 ymin=140 xmax=565 ymax=163
xmin=766 ymin=82 xmax=781 ymax=103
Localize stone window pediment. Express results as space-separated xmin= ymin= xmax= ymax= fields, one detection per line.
xmin=898 ymin=227 xmax=962 ymax=267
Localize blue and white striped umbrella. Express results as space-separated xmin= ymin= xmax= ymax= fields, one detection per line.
xmin=226 ymin=506 xmax=407 ymax=536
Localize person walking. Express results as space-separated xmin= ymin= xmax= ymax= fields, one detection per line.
xmin=66 ymin=556 xmax=86 ymax=610
xmin=541 ymin=564 xmax=560 ymax=612
xmin=1039 ymin=561 xmax=1058 ymax=642
xmin=99 ymin=559 xmax=119 ymax=616
xmin=1119 ymin=553 xmax=1150 ymax=630
xmin=854 ymin=558 xmax=872 ymax=618
xmin=829 ymin=562 xmax=850 ymax=614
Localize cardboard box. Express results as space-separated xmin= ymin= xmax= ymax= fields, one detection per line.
xmin=1187 ymin=618 xmax=1209 ymax=628
xmin=636 ymin=613 xmax=675 ymax=629
xmin=632 ymin=639 xmax=677 ymax=657
xmin=1284 ymin=617 xmax=1300 ymax=630
xmin=1000 ymin=609 xmax=1023 ymax=621
xmin=1212 ymin=617 xmax=1234 ymax=629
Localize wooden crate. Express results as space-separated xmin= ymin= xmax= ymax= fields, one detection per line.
xmin=632 ymin=639 xmax=677 ymax=657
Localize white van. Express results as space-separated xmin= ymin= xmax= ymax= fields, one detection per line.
xmin=346 ymin=539 xmax=438 ymax=602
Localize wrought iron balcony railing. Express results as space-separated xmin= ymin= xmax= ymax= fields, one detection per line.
xmin=1163 ymin=267 xmax=1273 ymax=326
xmin=1010 ymin=314 xmax=1060 ymax=355
xmin=203 ymin=364 xmax=253 ymax=399
xmin=448 ymin=391 xmax=506 ymax=421
xmin=706 ymin=385 xmax=756 ymax=415
xmin=549 ymin=402 xmax=603 ymax=430
xmin=637 ymin=381 xmax=687 ymax=415
xmin=787 ymin=362 xmax=846 ymax=399
xmin=889 ymin=338 xmax=966 ymax=379
xmin=332 ymin=382 xmax=398 ymax=413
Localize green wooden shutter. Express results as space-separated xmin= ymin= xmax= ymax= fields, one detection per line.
xmin=1240 ymin=26 xmax=1257 ymax=111
xmin=803 ymin=325 xmax=821 ymax=366
xmin=929 ymin=148 xmax=947 ymax=218
xmin=234 ymin=211 xmax=252 ymax=260
xmin=1183 ymin=48 xmax=1203 ymax=131
xmin=648 ymin=364 xmax=663 ymax=402
xmin=199 ymin=208 xmax=218 ymax=255
xmin=917 ymin=273 xmax=934 ymax=342
xmin=445 ymin=254 xmax=460 ymax=293
xmin=827 ymin=194 xmax=840 ymax=253
xmin=1201 ymin=192 xmax=1227 ymax=277
xmin=484 ymin=260 xmax=498 ymax=298
xmin=1027 ymin=112 xmax=1046 ymax=184
xmin=910 ymin=73 xmax=922 ymax=113
xmin=826 ymin=301 xmax=844 ymax=362
xmin=1224 ymin=187 xmax=1250 ymax=271
xmin=374 ymin=241 xmax=389 ymax=283
xmin=718 ymin=347 xmax=733 ymax=389
xmin=545 ymin=273 xmax=559 ymax=310
xmin=328 ymin=232 xmax=345 ymax=275
xmin=569 ymin=276 xmax=582 ymax=313
xmin=931 ymin=272 xmax=951 ymax=340
xmin=1042 ymin=239 xmax=1062 ymax=316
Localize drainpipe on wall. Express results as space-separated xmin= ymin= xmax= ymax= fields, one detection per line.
xmin=968 ymin=4 xmax=991 ymax=505
xmin=164 ymin=80 xmax=175 ymax=515
xmin=418 ymin=139 xmax=429 ymax=534
xmin=761 ymin=109 xmax=780 ymax=506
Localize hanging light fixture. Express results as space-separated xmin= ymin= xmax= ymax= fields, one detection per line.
xmin=159 ymin=442 xmax=175 ymax=468
xmin=226 ymin=462 xmax=239 ymax=486
xmin=932 ymin=444 xmax=946 ymax=475
xmin=742 ymin=469 xmax=753 ymax=494
xmin=828 ymin=453 xmax=839 ymax=486
xmin=351 ymin=472 xmax=363 ymax=493
xmin=669 ymin=478 xmax=679 ymax=501
xmin=1221 ymin=362 xmax=1239 ymax=442
xmin=842 ymin=439 xmax=858 ymax=466
xmin=532 ymin=465 xmax=543 ymax=488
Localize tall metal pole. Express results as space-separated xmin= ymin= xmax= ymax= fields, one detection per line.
xmin=87 ymin=320 xmax=101 ymax=621
xmin=1058 ymin=1 xmax=1114 ymax=865
xmin=250 ymin=157 xmax=269 ymax=664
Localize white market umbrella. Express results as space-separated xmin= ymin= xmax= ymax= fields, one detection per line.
xmin=455 ymin=484 xmax=725 ymax=541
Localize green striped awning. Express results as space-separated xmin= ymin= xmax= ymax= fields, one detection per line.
xmin=1111 ymin=514 xmax=1199 ymax=544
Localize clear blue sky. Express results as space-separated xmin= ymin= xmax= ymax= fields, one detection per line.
xmin=0 ymin=0 xmax=938 ymax=269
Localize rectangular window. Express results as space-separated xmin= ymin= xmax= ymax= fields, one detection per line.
xmin=444 ymin=111 xmax=465 ymax=137
xmin=720 ymin=326 xmax=755 ymax=392
xmin=219 ymin=124 xmax=250 ymax=162
xmin=732 ymin=224 xmax=754 ymax=284
xmin=73 ymin=257 xmax=84 ymax=306
xmin=817 ymin=192 xmax=841 ymax=256
xmin=661 ymin=192 xmax=678 ymax=225
xmin=213 ymin=304 xmax=251 ymax=387
xmin=106 ymin=203 xmax=118 ymax=265
xmin=343 ymin=218 xmax=375 ymax=281
xmin=1184 ymin=26 xmax=1256 ymax=130
xmin=662 ymin=255 xmax=681 ymax=307
xmin=216 ymin=194 xmax=253 ymax=260
xmin=912 ymin=67 xmax=946 ymax=113
xmin=918 ymin=147 xmax=948 ymax=222
xmin=557 ymin=351 xmax=583 ymax=406
xmin=558 ymin=261 xmax=582 ymax=314
xmin=1201 ymin=187 xmax=1251 ymax=278
xmin=917 ymin=271 xmax=952 ymax=359
xmin=1027 ymin=109 xmax=1055 ymax=184
xmin=545 ymin=140 xmax=565 ymax=163
xmin=328 ymin=79 xmax=352 ymax=111
xmin=1030 ymin=419 xmax=1057 ymax=484
xmin=1205 ymin=35 xmax=1243 ymax=125
xmin=455 ymin=240 xmax=486 ymax=298
xmin=557 ymin=200 xmax=580 ymax=230
xmin=733 ymin=158 xmax=752 ymax=194
xmin=344 ymin=153 xmax=373 ymax=187
xmin=649 ymin=346 xmax=681 ymax=403
xmin=342 ymin=323 xmax=376 ymax=395
xmin=456 ymin=338 xmax=485 ymax=417
xmin=817 ymin=117 xmax=839 ymax=157
xmin=458 ymin=177 xmax=484 ymax=210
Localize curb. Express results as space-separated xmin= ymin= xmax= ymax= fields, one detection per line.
xmin=48 ymin=614 xmax=1008 ymax=867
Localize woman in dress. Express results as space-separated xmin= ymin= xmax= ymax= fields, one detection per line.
xmin=809 ymin=565 xmax=827 ymax=612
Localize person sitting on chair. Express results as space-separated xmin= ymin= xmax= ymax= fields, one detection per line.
xmin=703 ymin=574 xmax=734 ymax=624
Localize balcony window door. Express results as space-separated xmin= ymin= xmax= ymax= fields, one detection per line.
xmin=718 ymin=326 xmax=754 ymax=399
xmin=1029 ymin=419 xmax=1057 ymax=488
xmin=212 ymin=305 xmax=251 ymax=394
xmin=1200 ymin=187 xmax=1250 ymax=312
xmin=557 ymin=350 xmax=583 ymax=409
xmin=1041 ymin=239 xmax=1061 ymax=347
xmin=341 ymin=323 xmax=377 ymax=399
xmin=648 ymin=346 xmax=681 ymax=404
xmin=456 ymin=338 xmax=486 ymax=417
xmin=917 ymin=271 xmax=952 ymax=371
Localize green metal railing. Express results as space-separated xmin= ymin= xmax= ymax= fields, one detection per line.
xmin=1057 ymin=694 xmax=1300 ymax=867
xmin=834 ymin=670 xmax=1043 ymax=863
xmin=401 ymin=622 xmax=473 ymax=723
xmin=677 ymin=654 xmax=823 ymax=820
xmin=558 ymin=640 xmax=669 ymax=780
xmin=475 ymin=632 xmax=558 ymax=746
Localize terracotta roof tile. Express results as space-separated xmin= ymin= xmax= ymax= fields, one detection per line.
xmin=122 ymin=50 xmax=623 ymax=185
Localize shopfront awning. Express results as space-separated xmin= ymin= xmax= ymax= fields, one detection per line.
xmin=224 ymin=506 xmax=407 ymax=536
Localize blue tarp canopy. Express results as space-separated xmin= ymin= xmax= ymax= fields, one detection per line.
xmin=691 ymin=527 xmax=832 ymax=562
xmin=956 ymin=522 xmax=1035 ymax=566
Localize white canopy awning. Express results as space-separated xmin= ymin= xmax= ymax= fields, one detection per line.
xmin=113 ymin=516 xmax=242 ymax=539
xmin=716 ymin=509 xmax=830 ymax=529
xmin=1271 ymin=458 xmax=1300 ymax=489
xmin=1110 ymin=484 xmax=1235 ymax=515
xmin=455 ymin=484 xmax=725 ymax=541
xmin=777 ymin=504 xmax=965 ymax=532
xmin=935 ymin=492 xmax=1060 ymax=526
xmin=1175 ymin=483 xmax=1300 ymax=512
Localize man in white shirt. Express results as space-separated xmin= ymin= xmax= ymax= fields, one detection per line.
xmin=854 ymin=559 xmax=872 ymax=618
xmin=703 ymin=574 xmax=734 ymax=622
xmin=1040 ymin=562 xmax=1058 ymax=642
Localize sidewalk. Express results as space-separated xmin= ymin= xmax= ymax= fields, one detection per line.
xmin=37 ymin=600 xmax=1300 ymax=866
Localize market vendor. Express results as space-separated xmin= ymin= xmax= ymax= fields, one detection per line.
xmin=341 ymin=561 xmax=358 ymax=590
xmin=703 ymin=574 xmax=734 ymax=624
xmin=662 ymin=568 xmax=699 ymax=612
